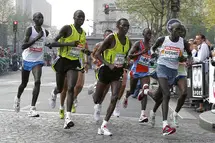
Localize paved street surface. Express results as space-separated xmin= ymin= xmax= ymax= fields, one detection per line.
xmin=0 ymin=67 xmax=214 ymax=143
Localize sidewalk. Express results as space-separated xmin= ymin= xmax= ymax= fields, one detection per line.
xmin=0 ymin=110 xmax=214 ymax=143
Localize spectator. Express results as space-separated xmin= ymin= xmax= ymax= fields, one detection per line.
xmin=193 ymin=34 xmax=210 ymax=112
xmin=192 ymin=34 xmax=210 ymax=63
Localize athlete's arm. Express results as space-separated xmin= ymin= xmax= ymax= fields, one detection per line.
xmin=45 ymin=30 xmax=49 ymax=37
xmin=95 ymin=34 xmax=114 ymax=69
xmin=91 ymin=42 xmax=100 ymax=63
xmin=128 ymin=41 xmax=148 ymax=59
xmin=150 ymin=36 xmax=165 ymax=57
xmin=184 ymin=40 xmax=191 ymax=56
xmin=47 ymin=25 xmax=78 ymax=47
xmin=22 ymin=27 xmax=44 ymax=50
xmin=124 ymin=39 xmax=132 ymax=69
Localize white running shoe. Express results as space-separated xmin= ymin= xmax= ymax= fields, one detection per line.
xmin=113 ymin=101 xmax=120 ymax=117
xmin=28 ymin=107 xmax=39 ymax=117
xmin=13 ymin=96 xmax=20 ymax=113
xmin=49 ymin=90 xmax=57 ymax=109
xmin=98 ymin=126 xmax=112 ymax=136
xmin=149 ymin=110 xmax=155 ymax=127
xmin=170 ymin=113 xmax=179 ymax=128
xmin=94 ymin=104 xmax=101 ymax=122
xmin=74 ymin=99 xmax=78 ymax=107
xmin=64 ymin=117 xmax=74 ymax=129
xmin=139 ymin=114 xmax=148 ymax=123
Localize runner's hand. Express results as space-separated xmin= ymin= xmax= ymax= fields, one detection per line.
xmin=151 ymin=53 xmax=158 ymax=59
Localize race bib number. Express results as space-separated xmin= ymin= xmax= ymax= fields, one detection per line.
xmin=114 ymin=54 xmax=125 ymax=67
xmin=30 ymin=41 xmax=44 ymax=52
xmin=161 ymin=46 xmax=180 ymax=59
xmin=69 ymin=47 xmax=81 ymax=57
xmin=138 ymin=55 xmax=150 ymax=66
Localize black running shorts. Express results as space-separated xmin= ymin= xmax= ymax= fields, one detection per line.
xmin=98 ymin=65 xmax=123 ymax=84
xmin=52 ymin=56 xmax=81 ymax=73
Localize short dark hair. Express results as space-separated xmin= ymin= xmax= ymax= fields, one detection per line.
xmin=196 ymin=34 xmax=206 ymax=40
xmin=73 ymin=10 xmax=84 ymax=17
xmin=33 ymin=12 xmax=43 ymax=20
xmin=104 ymin=29 xmax=113 ymax=33
xmin=142 ymin=28 xmax=151 ymax=34
xmin=116 ymin=18 xmax=128 ymax=26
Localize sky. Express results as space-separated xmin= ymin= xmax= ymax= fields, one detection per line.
xmin=46 ymin=0 xmax=94 ymax=34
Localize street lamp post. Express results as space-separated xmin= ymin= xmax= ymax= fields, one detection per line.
xmin=171 ymin=0 xmax=180 ymax=18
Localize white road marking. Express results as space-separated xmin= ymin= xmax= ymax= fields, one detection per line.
xmin=0 ymin=108 xmax=139 ymax=121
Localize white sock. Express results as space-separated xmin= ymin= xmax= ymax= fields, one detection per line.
xmin=30 ymin=106 xmax=36 ymax=110
xmin=163 ymin=120 xmax=168 ymax=128
xmin=101 ymin=120 xmax=108 ymax=128
xmin=16 ymin=96 xmax=20 ymax=101
xmin=95 ymin=104 xmax=100 ymax=108
xmin=66 ymin=112 xmax=71 ymax=119
xmin=60 ymin=105 xmax=64 ymax=110
xmin=143 ymin=89 xmax=149 ymax=95
xmin=173 ymin=111 xmax=178 ymax=117
xmin=141 ymin=110 xmax=145 ymax=115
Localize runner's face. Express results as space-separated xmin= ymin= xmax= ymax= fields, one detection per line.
xmin=103 ymin=31 xmax=112 ymax=38
xmin=118 ymin=20 xmax=129 ymax=35
xmin=74 ymin=12 xmax=85 ymax=26
xmin=143 ymin=29 xmax=152 ymax=41
xmin=171 ymin=25 xmax=181 ymax=38
xmin=34 ymin=13 xmax=44 ymax=26
xmin=178 ymin=26 xmax=186 ymax=38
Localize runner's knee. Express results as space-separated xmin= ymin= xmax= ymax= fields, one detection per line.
xmin=34 ymin=80 xmax=41 ymax=86
xmin=111 ymin=95 xmax=118 ymax=103
xmin=67 ymin=86 xmax=75 ymax=93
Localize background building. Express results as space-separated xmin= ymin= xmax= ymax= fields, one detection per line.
xmin=93 ymin=0 xmax=146 ymax=38
xmin=15 ymin=0 xmax=52 ymax=27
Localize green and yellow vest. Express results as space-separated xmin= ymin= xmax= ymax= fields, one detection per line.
xmin=104 ymin=33 xmax=130 ymax=66
xmin=58 ymin=24 xmax=86 ymax=61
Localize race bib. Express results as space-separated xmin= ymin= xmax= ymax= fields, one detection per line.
xmin=138 ymin=55 xmax=150 ymax=66
xmin=30 ymin=41 xmax=44 ymax=52
xmin=114 ymin=54 xmax=125 ymax=67
xmin=161 ymin=46 xmax=180 ymax=59
xmin=69 ymin=47 xmax=81 ymax=58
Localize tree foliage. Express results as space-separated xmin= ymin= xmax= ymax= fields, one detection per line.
xmin=202 ymin=0 xmax=215 ymax=30
xmin=0 ymin=0 xmax=14 ymax=24
xmin=116 ymin=0 xmax=204 ymax=38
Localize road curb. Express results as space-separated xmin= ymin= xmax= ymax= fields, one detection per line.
xmin=199 ymin=111 xmax=215 ymax=132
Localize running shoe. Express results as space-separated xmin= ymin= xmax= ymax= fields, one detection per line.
xmin=163 ymin=125 xmax=176 ymax=136
xmin=64 ymin=117 xmax=74 ymax=129
xmin=113 ymin=101 xmax=120 ymax=117
xmin=59 ymin=109 xmax=64 ymax=119
xmin=94 ymin=104 xmax=101 ymax=122
xmin=149 ymin=110 xmax=156 ymax=127
xmin=13 ymin=96 xmax=20 ymax=113
xmin=98 ymin=126 xmax=112 ymax=136
xmin=28 ymin=107 xmax=39 ymax=117
xmin=139 ymin=114 xmax=148 ymax=123
xmin=170 ymin=113 xmax=179 ymax=128
xmin=49 ymin=90 xmax=57 ymax=109
xmin=71 ymin=104 xmax=76 ymax=113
